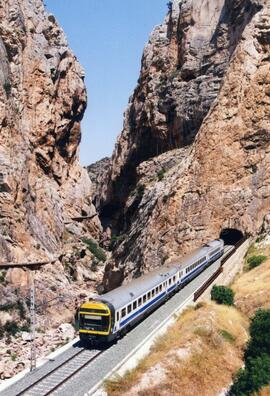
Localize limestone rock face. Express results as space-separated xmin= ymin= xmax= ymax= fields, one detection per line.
xmin=87 ymin=157 xmax=110 ymax=209
xmin=0 ymin=0 xmax=101 ymax=263
xmin=101 ymin=0 xmax=270 ymax=289
xmin=100 ymin=0 xmax=263 ymax=224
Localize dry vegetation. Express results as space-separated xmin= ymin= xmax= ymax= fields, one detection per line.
xmin=257 ymin=384 xmax=270 ymax=395
xmin=105 ymin=303 xmax=248 ymax=396
xmin=233 ymin=244 xmax=270 ymax=317
xmin=105 ymin=239 xmax=270 ymax=396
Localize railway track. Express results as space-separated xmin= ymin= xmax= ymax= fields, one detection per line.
xmin=17 ymin=348 xmax=103 ymax=396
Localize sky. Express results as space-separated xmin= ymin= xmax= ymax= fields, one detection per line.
xmin=45 ymin=0 xmax=168 ymax=166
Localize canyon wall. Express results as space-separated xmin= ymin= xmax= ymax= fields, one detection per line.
xmin=99 ymin=0 xmax=270 ymax=289
xmin=0 ymin=0 xmax=100 ymax=264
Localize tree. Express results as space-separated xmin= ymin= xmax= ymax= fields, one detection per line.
xmin=229 ymin=354 xmax=270 ymax=395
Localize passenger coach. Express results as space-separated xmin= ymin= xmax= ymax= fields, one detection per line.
xmin=79 ymin=239 xmax=224 ymax=344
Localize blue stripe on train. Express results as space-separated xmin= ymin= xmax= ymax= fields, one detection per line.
xmin=119 ymin=291 xmax=166 ymax=328
xmin=181 ymin=251 xmax=223 ymax=283
xmin=118 ymin=249 xmax=223 ymax=330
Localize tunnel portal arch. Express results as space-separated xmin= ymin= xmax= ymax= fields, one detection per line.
xmin=220 ymin=228 xmax=244 ymax=245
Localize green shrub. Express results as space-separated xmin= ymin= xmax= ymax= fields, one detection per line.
xmin=211 ymin=285 xmax=234 ymax=306
xmin=255 ymin=234 xmax=265 ymax=243
xmin=245 ymin=309 xmax=270 ymax=359
xmin=91 ymin=259 xmax=99 ymax=272
xmin=0 ymin=302 xmax=18 ymax=311
xmin=220 ymin=329 xmax=236 ymax=343
xmin=0 ymin=271 xmax=6 ymax=283
xmin=136 ymin=184 xmax=145 ymax=199
xmin=3 ymin=80 xmax=11 ymax=96
xmin=247 ymin=255 xmax=267 ymax=270
xmin=157 ymin=168 xmax=166 ymax=181
xmin=229 ymin=354 xmax=270 ymax=396
xmin=11 ymin=352 xmax=17 ymax=361
xmin=81 ymin=238 xmax=106 ymax=262
xmin=17 ymin=300 xmax=26 ymax=320
xmin=4 ymin=321 xmax=20 ymax=336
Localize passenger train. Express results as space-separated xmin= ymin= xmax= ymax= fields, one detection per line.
xmin=79 ymin=239 xmax=224 ymax=344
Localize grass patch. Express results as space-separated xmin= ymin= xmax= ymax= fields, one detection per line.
xmin=81 ymin=238 xmax=106 ymax=262
xmin=220 ymin=329 xmax=236 ymax=343
xmin=194 ymin=326 xmax=211 ymax=338
xmin=232 ymin=246 xmax=270 ymax=317
xmin=244 ymin=243 xmax=268 ymax=271
xmin=247 ymin=255 xmax=267 ymax=270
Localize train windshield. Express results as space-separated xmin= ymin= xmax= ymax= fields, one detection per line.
xmin=80 ymin=314 xmax=110 ymax=332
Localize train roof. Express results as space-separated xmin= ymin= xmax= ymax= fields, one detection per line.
xmin=99 ymin=263 xmax=179 ymax=310
xmin=98 ymin=239 xmax=223 ymax=310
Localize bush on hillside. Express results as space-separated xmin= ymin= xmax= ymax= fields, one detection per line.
xmin=229 ymin=309 xmax=270 ymax=395
xmin=247 ymin=255 xmax=267 ymax=270
xmin=157 ymin=168 xmax=166 ymax=181
xmin=245 ymin=309 xmax=270 ymax=359
xmin=210 ymin=285 xmax=234 ymax=306
xmin=229 ymin=354 xmax=270 ymax=396
xmin=81 ymin=238 xmax=106 ymax=262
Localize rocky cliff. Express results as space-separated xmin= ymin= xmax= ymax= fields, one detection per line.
xmin=99 ymin=0 xmax=270 ymax=289
xmin=0 ymin=0 xmax=105 ymax=378
xmin=0 ymin=0 xmax=100 ymax=264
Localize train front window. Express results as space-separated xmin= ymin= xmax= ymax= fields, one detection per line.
xmin=80 ymin=314 xmax=110 ymax=332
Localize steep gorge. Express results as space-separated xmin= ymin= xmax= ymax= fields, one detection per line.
xmin=95 ymin=0 xmax=270 ymax=290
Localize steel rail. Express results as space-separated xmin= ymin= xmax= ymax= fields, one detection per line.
xmin=42 ymin=349 xmax=103 ymax=396
xmin=16 ymin=348 xmax=103 ymax=396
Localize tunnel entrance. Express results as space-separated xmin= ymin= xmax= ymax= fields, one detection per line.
xmin=220 ymin=228 xmax=244 ymax=246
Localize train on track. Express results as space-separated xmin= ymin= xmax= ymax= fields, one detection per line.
xmin=79 ymin=239 xmax=224 ymax=344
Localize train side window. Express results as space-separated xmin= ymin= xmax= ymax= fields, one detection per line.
xmin=138 ymin=297 xmax=142 ymax=306
xmin=121 ymin=308 xmax=126 ymax=318
xmin=143 ymin=294 xmax=147 ymax=303
xmin=133 ymin=301 xmax=137 ymax=310
xmin=159 ymin=284 xmax=162 ymax=292
xmin=147 ymin=292 xmax=151 ymax=300
xmin=156 ymin=287 xmax=159 ymax=294
xmin=117 ymin=312 xmax=119 ymax=321
xmin=169 ymin=278 xmax=171 ymax=285
xmin=128 ymin=304 xmax=132 ymax=314
xmin=173 ymin=276 xmax=176 ymax=283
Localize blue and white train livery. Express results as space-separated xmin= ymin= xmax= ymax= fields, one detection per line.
xmin=79 ymin=239 xmax=224 ymax=343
